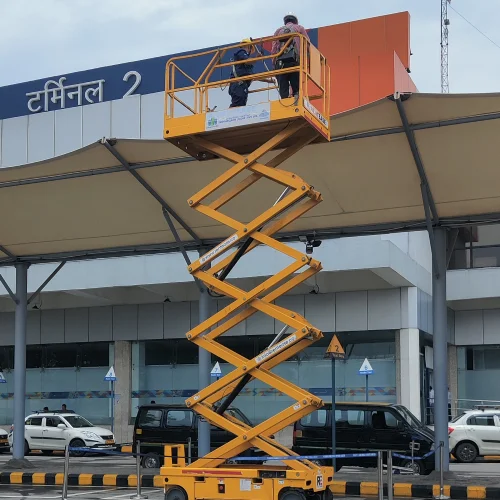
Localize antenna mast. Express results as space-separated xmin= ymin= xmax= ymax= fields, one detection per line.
xmin=441 ymin=0 xmax=451 ymax=92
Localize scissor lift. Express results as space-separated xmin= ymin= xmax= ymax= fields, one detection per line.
xmin=162 ymin=34 xmax=332 ymax=500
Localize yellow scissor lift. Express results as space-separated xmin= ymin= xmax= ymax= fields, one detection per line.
xmin=162 ymin=34 xmax=332 ymax=500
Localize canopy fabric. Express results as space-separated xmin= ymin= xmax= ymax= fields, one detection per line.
xmin=1 ymin=92 xmax=500 ymax=264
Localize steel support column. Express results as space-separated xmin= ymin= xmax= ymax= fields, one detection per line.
xmin=433 ymin=228 xmax=449 ymax=471
xmin=198 ymin=255 xmax=212 ymax=458
xmin=13 ymin=263 xmax=28 ymax=460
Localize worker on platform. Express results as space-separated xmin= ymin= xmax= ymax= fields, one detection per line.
xmin=272 ymin=12 xmax=310 ymax=99
xmin=228 ymin=38 xmax=255 ymax=107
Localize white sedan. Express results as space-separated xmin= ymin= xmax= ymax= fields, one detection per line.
xmin=449 ymin=410 xmax=500 ymax=462
xmin=9 ymin=412 xmax=115 ymax=456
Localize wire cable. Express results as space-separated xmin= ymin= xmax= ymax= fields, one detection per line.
xmin=449 ymin=4 xmax=500 ymax=51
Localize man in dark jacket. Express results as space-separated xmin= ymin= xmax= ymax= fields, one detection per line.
xmin=229 ymin=38 xmax=255 ymax=107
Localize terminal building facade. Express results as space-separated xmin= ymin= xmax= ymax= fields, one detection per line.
xmin=0 ymin=11 xmax=498 ymax=443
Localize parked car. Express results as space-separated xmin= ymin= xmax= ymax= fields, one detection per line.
xmin=8 ymin=412 xmax=115 ymax=456
xmin=0 ymin=428 xmax=9 ymax=453
xmin=133 ymin=404 xmax=264 ymax=468
xmin=292 ymin=401 xmax=435 ymax=475
xmin=449 ymin=408 xmax=500 ymax=463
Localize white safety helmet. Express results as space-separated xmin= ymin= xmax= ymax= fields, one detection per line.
xmin=284 ymin=12 xmax=298 ymax=24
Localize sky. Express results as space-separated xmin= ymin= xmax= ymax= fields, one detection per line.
xmin=0 ymin=0 xmax=499 ymax=93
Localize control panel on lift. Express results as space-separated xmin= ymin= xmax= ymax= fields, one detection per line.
xmin=162 ymin=33 xmax=333 ymax=500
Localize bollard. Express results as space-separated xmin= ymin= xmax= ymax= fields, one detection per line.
xmin=61 ymin=444 xmax=70 ymax=500
xmin=387 ymin=451 xmax=394 ymax=500
xmin=130 ymin=440 xmax=148 ymax=500
xmin=377 ymin=451 xmax=384 ymax=500
xmin=435 ymin=441 xmax=450 ymax=500
xmin=187 ymin=437 xmax=192 ymax=465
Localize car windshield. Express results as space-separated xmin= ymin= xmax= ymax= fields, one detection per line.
xmin=64 ymin=415 xmax=94 ymax=428
xmin=395 ymin=405 xmax=426 ymax=429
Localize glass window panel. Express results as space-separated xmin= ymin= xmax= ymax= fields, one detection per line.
xmin=300 ymin=409 xmax=327 ymax=427
xmin=26 ymin=346 xmax=42 ymax=369
xmin=80 ymin=343 xmax=109 ymax=367
xmin=145 ymin=340 xmax=176 ymax=365
xmin=335 ymin=410 xmax=366 ymax=428
xmin=44 ymin=344 xmax=78 ymax=368
xmin=26 ymin=417 xmax=42 ymax=426
xmin=166 ymin=410 xmax=193 ymax=427
xmin=45 ymin=417 xmax=62 ymax=427
xmin=138 ymin=409 xmax=163 ymax=428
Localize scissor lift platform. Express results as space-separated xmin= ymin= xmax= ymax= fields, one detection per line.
xmin=161 ymin=34 xmax=333 ymax=500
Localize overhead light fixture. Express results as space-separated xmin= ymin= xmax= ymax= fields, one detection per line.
xmin=299 ymin=234 xmax=322 ymax=255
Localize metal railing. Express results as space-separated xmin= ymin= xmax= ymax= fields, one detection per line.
xmin=449 ymin=244 xmax=500 ymax=269
xmin=59 ymin=442 xmax=435 ymax=499
xmin=165 ymin=33 xmax=330 ymax=119
xmin=425 ymin=398 xmax=500 ymax=424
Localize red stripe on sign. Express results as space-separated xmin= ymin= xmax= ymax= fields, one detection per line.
xmin=182 ymin=470 xmax=243 ymax=476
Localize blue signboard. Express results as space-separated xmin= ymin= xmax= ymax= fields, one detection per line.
xmin=0 ymin=30 xmax=318 ymax=121
xmin=358 ymin=358 xmax=374 ymax=376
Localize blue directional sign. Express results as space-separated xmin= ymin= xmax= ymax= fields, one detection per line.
xmin=358 ymin=358 xmax=374 ymax=376
xmin=104 ymin=366 xmax=117 ymax=382
xmin=211 ymin=362 xmax=222 ymax=378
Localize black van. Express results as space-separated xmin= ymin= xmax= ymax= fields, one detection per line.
xmin=133 ymin=404 xmax=261 ymax=468
xmin=293 ymin=402 xmax=435 ymax=475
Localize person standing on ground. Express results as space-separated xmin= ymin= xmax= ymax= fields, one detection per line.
xmin=272 ymin=12 xmax=310 ymax=99
xmin=429 ymin=386 xmax=434 ymax=424
xmin=448 ymin=387 xmax=452 ymax=421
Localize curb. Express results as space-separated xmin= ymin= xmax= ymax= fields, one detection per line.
xmin=0 ymin=472 xmax=164 ymax=488
xmin=330 ymin=480 xmax=500 ymax=499
xmin=1 ymin=473 xmax=499 ymax=498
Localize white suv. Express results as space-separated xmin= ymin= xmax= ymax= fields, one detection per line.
xmin=449 ymin=409 xmax=500 ymax=462
xmin=8 ymin=412 xmax=115 ymax=457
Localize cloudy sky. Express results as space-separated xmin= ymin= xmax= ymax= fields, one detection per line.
xmin=0 ymin=0 xmax=498 ymax=93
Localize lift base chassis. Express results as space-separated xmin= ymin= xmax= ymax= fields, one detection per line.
xmin=163 ymin=465 xmax=334 ymax=500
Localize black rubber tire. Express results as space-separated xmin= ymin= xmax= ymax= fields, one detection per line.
xmin=69 ymin=438 xmax=86 ymax=457
xmin=41 ymin=450 xmax=53 ymax=456
xmin=165 ymin=486 xmax=188 ymax=500
xmin=142 ymin=452 xmax=161 ymax=469
xmin=24 ymin=440 xmax=30 ymax=456
xmin=455 ymin=442 xmax=478 ymax=463
xmin=401 ymin=459 xmax=424 ymax=475
xmin=279 ymin=489 xmax=307 ymax=500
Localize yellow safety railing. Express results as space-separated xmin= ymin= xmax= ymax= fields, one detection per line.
xmin=165 ymin=33 xmax=330 ymax=121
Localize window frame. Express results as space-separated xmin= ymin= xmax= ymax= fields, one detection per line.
xmin=165 ymin=410 xmax=194 ymax=428
xmin=26 ymin=416 xmax=43 ymax=426
xmin=137 ymin=408 xmax=164 ymax=429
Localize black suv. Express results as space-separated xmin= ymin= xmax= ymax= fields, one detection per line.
xmin=133 ymin=404 xmax=261 ymax=468
xmin=292 ymin=402 xmax=435 ymax=475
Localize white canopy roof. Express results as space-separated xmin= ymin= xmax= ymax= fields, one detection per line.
xmin=1 ymin=92 xmax=499 ymax=265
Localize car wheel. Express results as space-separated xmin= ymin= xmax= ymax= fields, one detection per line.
xmin=69 ymin=439 xmax=86 ymax=457
xmin=24 ymin=440 xmax=30 ymax=456
xmin=401 ymin=459 xmax=424 ymax=475
xmin=279 ymin=489 xmax=307 ymax=500
xmin=142 ymin=452 xmax=161 ymax=469
xmin=41 ymin=450 xmax=53 ymax=456
xmin=455 ymin=442 xmax=478 ymax=463
xmin=165 ymin=486 xmax=188 ymax=500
